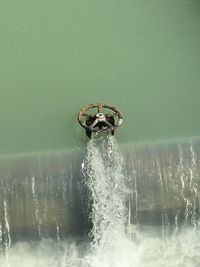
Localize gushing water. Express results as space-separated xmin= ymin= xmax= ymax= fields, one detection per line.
xmin=82 ymin=135 xmax=127 ymax=245
xmin=81 ymin=134 xmax=137 ymax=267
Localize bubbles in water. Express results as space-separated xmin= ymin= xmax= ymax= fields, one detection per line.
xmin=0 ymin=228 xmax=200 ymax=267
xmin=82 ymin=134 xmax=135 ymax=267
xmin=82 ymin=134 xmax=127 ymax=247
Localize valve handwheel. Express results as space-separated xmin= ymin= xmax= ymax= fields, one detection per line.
xmin=77 ymin=103 xmax=123 ymax=138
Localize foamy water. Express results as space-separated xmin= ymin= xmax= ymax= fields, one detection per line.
xmin=0 ymin=227 xmax=199 ymax=267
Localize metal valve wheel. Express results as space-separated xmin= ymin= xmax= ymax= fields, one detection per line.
xmin=77 ymin=103 xmax=123 ymax=138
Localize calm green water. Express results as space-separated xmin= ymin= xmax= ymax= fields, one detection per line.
xmin=0 ymin=0 xmax=200 ymax=154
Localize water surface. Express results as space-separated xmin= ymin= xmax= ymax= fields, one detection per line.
xmin=0 ymin=0 xmax=200 ymax=153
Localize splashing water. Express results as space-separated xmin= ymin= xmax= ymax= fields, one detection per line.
xmin=82 ymin=135 xmax=127 ymax=245
xmin=0 ymin=135 xmax=200 ymax=266
xmin=81 ymin=134 xmax=138 ymax=267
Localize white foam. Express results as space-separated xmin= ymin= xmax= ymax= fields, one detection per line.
xmin=0 ymin=228 xmax=199 ymax=267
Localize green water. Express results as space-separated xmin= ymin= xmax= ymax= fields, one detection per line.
xmin=0 ymin=0 xmax=200 ymax=154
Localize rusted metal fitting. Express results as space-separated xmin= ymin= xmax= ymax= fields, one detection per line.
xmin=77 ymin=103 xmax=123 ymax=135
